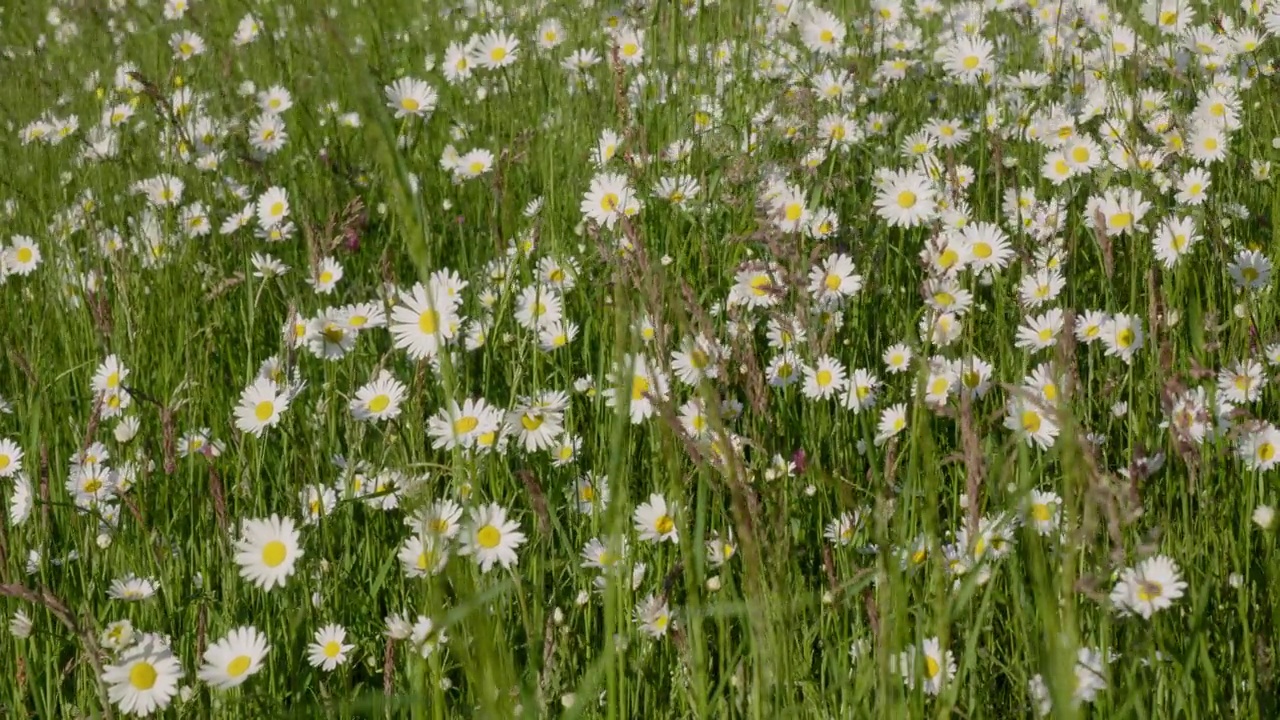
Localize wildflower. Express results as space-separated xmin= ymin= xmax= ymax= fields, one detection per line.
xmin=459 ymin=503 xmax=526 ymax=573
xmin=233 ymin=515 xmax=302 ymax=591
xmin=306 ymin=625 xmax=353 ymax=671
xmin=102 ymin=635 xmax=184 ymax=717
xmin=198 ymin=626 xmax=269 ymax=690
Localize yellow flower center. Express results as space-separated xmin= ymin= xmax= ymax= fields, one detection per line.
xmin=819 ymin=29 xmax=834 ymax=43
xmin=368 ymin=395 xmax=390 ymax=413
xmin=323 ymin=640 xmax=342 ymax=658
xmin=1259 ymin=442 xmax=1276 ymax=462
xmin=1108 ymin=212 xmax=1132 ymax=229
xmin=454 ymin=416 xmax=479 ymax=434
xmin=490 ymin=47 xmax=507 ymax=62
xmin=601 ymin=193 xmax=619 ymax=212
xmin=1031 ymin=503 xmax=1052 ymax=522
xmin=1137 ymin=580 xmax=1162 ymax=601
xmin=476 ymin=524 xmax=501 ymax=549
xmin=129 ymin=662 xmax=158 ymax=690
xmin=816 ymin=369 xmax=833 ymax=387
xmin=254 ymin=401 xmax=275 ymax=422
xmin=262 ymin=540 xmax=287 ymax=567
xmin=632 ymin=375 xmax=651 ymax=401
xmin=227 ymin=656 xmax=251 ymax=678
xmin=1021 ymin=410 xmax=1042 ymax=432
xmin=521 ymin=413 xmax=544 ymax=431
xmin=418 ymin=310 xmax=438 ymax=334
xmin=897 ymin=190 xmax=917 ymax=208
xmin=655 ymin=515 xmax=674 ymax=534
xmin=925 ymin=655 xmax=941 ymax=679
xmin=401 ymin=98 xmax=420 ymax=112
xmin=1117 ymin=328 xmax=1135 ymax=348
xmin=962 ymin=55 xmax=979 ymax=70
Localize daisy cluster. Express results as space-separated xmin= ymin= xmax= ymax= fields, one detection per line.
xmin=2 ymin=0 xmax=1280 ymax=717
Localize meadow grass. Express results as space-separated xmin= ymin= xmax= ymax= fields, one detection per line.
xmin=1 ymin=0 xmax=1280 ymax=717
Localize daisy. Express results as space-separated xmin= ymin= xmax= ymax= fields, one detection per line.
xmin=614 ymin=27 xmax=645 ymax=65
xmin=257 ymin=85 xmax=292 ymax=115
xmin=825 ymin=511 xmax=861 ymax=546
xmin=1025 ymin=490 xmax=1061 ymax=535
xmin=306 ymin=624 xmax=354 ymax=671
xmin=299 ymin=484 xmax=337 ymax=525
xmin=896 ymin=636 xmax=955 ymax=695
xmin=1005 ymin=397 xmax=1059 ymax=450
xmin=635 ymin=595 xmax=673 ymax=638
xmin=604 ymin=353 xmax=669 ymax=424
xmin=170 ymin=30 xmax=205 ymax=60
xmin=842 ymin=368 xmax=879 ymax=412
xmin=8 ymin=472 xmax=32 ymax=526
xmin=876 ymin=403 xmax=908 ymax=445
xmin=1100 ymin=314 xmax=1144 ymax=363
xmin=256 ymin=186 xmax=289 ymax=229
xmin=398 ymin=534 xmax=449 ymax=577
xmin=800 ymin=7 xmax=845 ymax=54
xmin=389 ymin=282 xmax=459 ymax=360
xmin=1014 ymin=308 xmax=1065 ymax=352
xmin=1176 ymin=168 xmax=1211 ymax=205
xmin=670 ymin=335 xmax=721 ymax=386
xmin=940 ymin=35 xmax=994 ymax=83
xmin=108 ymin=575 xmax=158 ymax=601
xmin=802 ymin=355 xmax=847 ymax=400
xmin=808 ymin=252 xmax=863 ymax=305
xmin=455 ymin=148 xmax=494 ymax=179
xmin=101 ymin=635 xmax=184 ymax=717
xmin=233 ymin=377 xmax=289 ymax=436
xmin=1229 ymin=249 xmax=1272 ymax=290
xmin=427 ymin=397 xmax=502 ymax=450
xmin=766 ymin=352 xmax=801 ymax=387
xmin=884 ymin=343 xmax=913 ymax=374
xmin=409 ymin=498 xmax=464 ymax=540
xmin=505 ymin=399 xmax=564 ymax=452
xmin=309 ymin=256 xmax=344 ymax=295
xmin=472 ymin=30 xmax=519 ymax=69
xmin=569 ymin=473 xmax=610 ymax=513
xmin=538 ymin=320 xmax=580 ymax=351
xmin=233 ymin=514 xmax=302 ymax=591
xmin=350 ymin=371 xmax=407 ymax=422
xmin=874 ymin=169 xmax=936 ymax=228
xmin=1151 ymin=216 xmax=1199 ymax=268
xmin=443 ymin=41 xmax=474 ymax=83
xmin=385 ymin=77 xmax=437 ymax=118
xmin=959 ymin=222 xmax=1012 ymax=272
xmin=514 ymin=284 xmax=563 ymax=330
xmin=1110 ymin=555 xmax=1187 ymax=619
xmin=247 ymin=113 xmax=287 ymax=154
xmin=4 ymin=236 xmax=40 ymax=275
xmin=459 ymin=503 xmax=526 ymax=573
xmin=0 ymin=438 xmax=23 ymax=478
xmin=580 ymin=172 xmax=634 ymax=229
xmin=1241 ymin=424 xmax=1280 ymax=471
xmin=198 ymin=626 xmax=269 ymax=690
xmin=537 ymin=19 xmax=564 ymax=48
xmin=634 ymin=493 xmax=678 ymax=544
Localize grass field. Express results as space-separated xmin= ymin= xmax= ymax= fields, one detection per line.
xmin=2 ymin=0 xmax=1280 ymax=717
